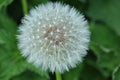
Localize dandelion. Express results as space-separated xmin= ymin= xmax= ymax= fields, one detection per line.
xmin=17 ymin=2 xmax=90 ymax=73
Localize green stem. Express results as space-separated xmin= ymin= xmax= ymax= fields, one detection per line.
xmin=21 ymin=0 xmax=28 ymax=15
xmin=55 ymin=71 xmax=62 ymax=80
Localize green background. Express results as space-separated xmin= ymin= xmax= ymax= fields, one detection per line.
xmin=0 ymin=0 xmax=120 ymax=80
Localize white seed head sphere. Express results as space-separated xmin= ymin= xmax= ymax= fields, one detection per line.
xmin=17 ymin=2 xmax=90 ymax=73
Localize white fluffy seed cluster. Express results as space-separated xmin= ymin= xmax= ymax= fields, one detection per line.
xmin=17 ymin=2 xmax=90 ymax=73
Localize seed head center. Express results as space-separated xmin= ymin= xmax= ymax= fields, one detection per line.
xmin=44 ymin=26 xmax=65 ymax=45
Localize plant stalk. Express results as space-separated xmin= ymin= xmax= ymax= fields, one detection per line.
xmin=55 ymin=71 xmax=62 ymax=80
xmin=21 ymin=0 xmax=28 ymax=15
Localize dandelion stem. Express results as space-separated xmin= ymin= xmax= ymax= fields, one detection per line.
xmin=55 ymin=71 xmax=62 ymax=80
xmin=21 ymin=0 xmax=28 ymax=15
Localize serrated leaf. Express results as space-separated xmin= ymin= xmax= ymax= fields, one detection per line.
xmin=112 ymin=65 xmax=120 ymax=80
xmin=87 ymin=0 xmax=120 ymax=35
xmin=0 ymin=0 xmax=13 ymax=9
xmin=90 ymin=23 xmax=120 ymax=77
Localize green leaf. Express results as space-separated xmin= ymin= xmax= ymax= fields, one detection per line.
xmin=10 ymin=70 xmax=48 ymax=80
xmin=57 ymin=0 xmax=85 ymax=12
xmin=27 ymin=63 xmax=49 ymax=79
xmin=0 ymin=0 xmax=13 ymax=9
xmin=28 ymin=0 xmax=49 ymax=10
xmin=0 ymin=29 xmax=7 ymax=44
xmin=79 ymin=63 xmax=105 ymax=80
xmin=0 ymin=13 xmax=49 ymax=80
xmin=63 ymin=64 xmax=83 ymax=80
xmin=0 ymin=13 xmax=26 ymax=80
xmin=87 ymin=0 xmax=120 ymax=35
xmin=90 ymin=22 xmax=120 ymax=77
xmin=78 ymin=0 xmax=86 ymax=3
xmin=0 ymin=50 xmax=28 ymax=80
xmin=0 ymin=13 xmax=16 ymax=48
xmin=112 ymin=65 xmax=120 ymax=80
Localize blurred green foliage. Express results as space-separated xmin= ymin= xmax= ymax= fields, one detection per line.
xmin=112 ymin=65 xmax=120 ymax=80
xmin=0 ymin=0 xmax=13 ymax=9
xmin=0 ymin=0 xmax=120 ymax=80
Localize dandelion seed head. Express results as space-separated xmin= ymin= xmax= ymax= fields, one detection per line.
xmin=17 ymin=2 xmax=90 ymax=73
